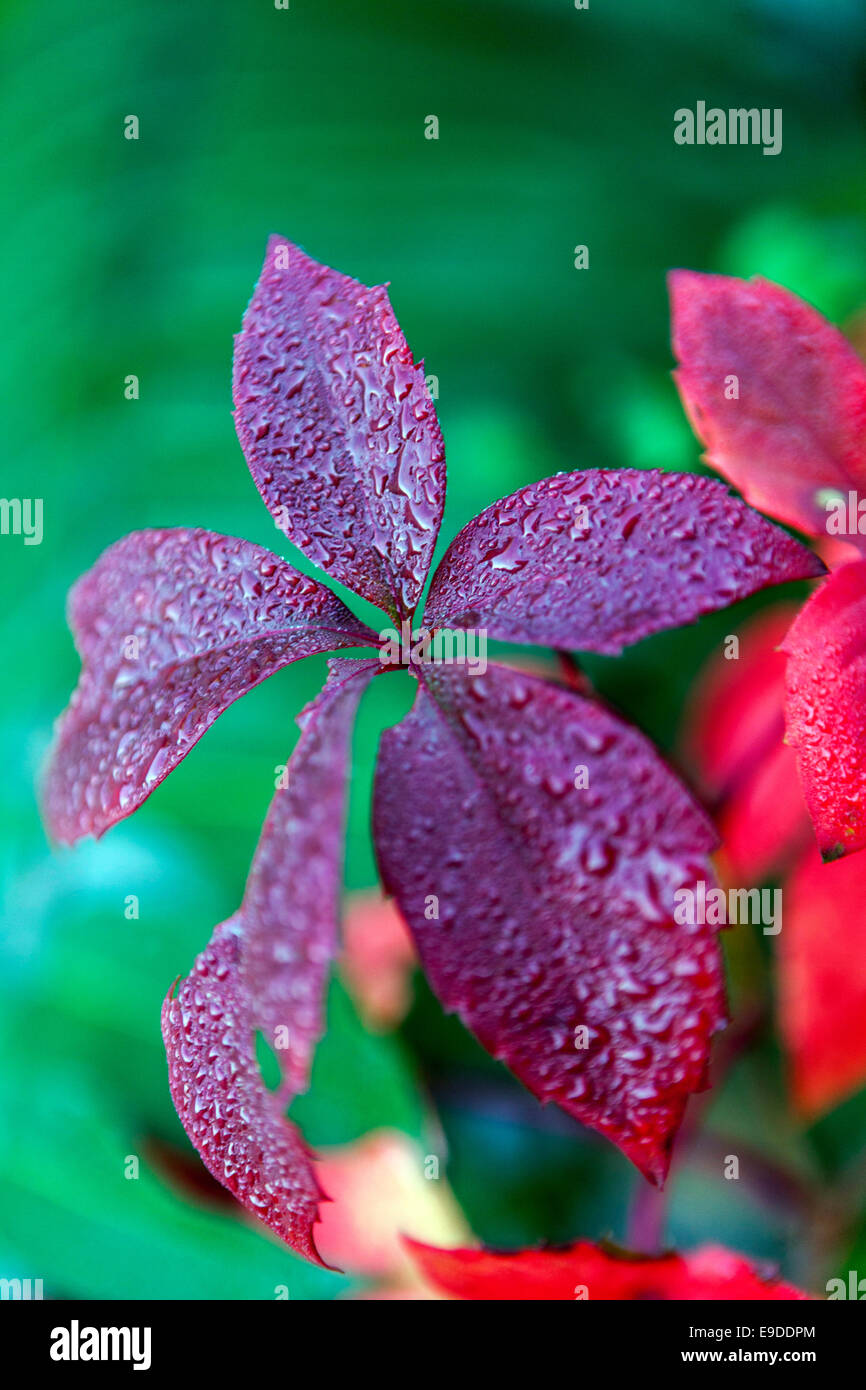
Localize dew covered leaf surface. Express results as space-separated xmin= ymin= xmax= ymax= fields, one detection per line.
xmin=242 ymin=659 xmax=381 ymax=1098
xmin=162 ymin=919 xmax=327 ymax=1263
xmin=780 ymin=845 xmax=866 ymax=1117
xmin=233 ymin=237 xmax=446 ymax=619
xmin=407 ymin=1239 xmax=810 ymax=1301
xmin=423 ymin=470 xmax=823 ymax=653
xmin=42 ymin=529 xmax=375 ymax=844
xmin=670 ymin=270 xmax=866 ymax=542
xmin=783 ymin=560 xmax=866 ymax=860
xmin=162 ymin=659 xmax=377 ymax=1263
xmin=374 ymin=663 xmax=725 ymax=1183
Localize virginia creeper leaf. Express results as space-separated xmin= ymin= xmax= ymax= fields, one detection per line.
xmin=163 ymin=919 xmax=328 ymax=1263
xmin=162 ymin=659 xmax=377 ymax=1263
xmin=406 ymin=1239 xmax=810 ymax=1301
xmin=781 ymin=846 xmax=866 ymax=1117
xmin=233 ymin=236 xmax=446 ymax=619
xmin=783 ymin=560 xmax=866 ymax=860
xmin=43 ymin=529 xmax=375 ymax=844
xmin=670 ymin=270 xmax=866 ymax=541
xmin=241 ymin=659 xmax=381 ymax=1098
xmin=374 ymin=663 xmax=725 ymax=1184
xmin=423 ymin=469 xmax=823 ymax=653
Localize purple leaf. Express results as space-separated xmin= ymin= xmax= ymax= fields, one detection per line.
xmin=162 ymin=919 xmax=327 ymax=1263
xmin=242 ymin=658 xmax=381 ymax=1098
xmin=373 ymin=662 xmax=725 ymax=1183
xmin=233 ymin=237 xmax=446 ymax=620
xmin=162 ymin=659 xmax=378 ymax=1264
xmin=43 ymin=529 xmax=375 ymax=844
xmin=423 ymin=469 xmax=824 ymax=653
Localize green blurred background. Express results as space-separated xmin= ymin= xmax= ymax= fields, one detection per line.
xmin=3 ymin=0 xmax=866 ymax=1298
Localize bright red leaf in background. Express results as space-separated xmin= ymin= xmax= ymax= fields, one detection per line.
xmin=682 ymin=604 xmax=809 ymax=883
xmin=684 ymin=605 xmax=866 ymax=1118
xmin=669 ymin=270 xmax=866 ymax=542
xmin=406 ymin=1238 xmax=810 ymax=1301
xmin=672 ymin=270 xmax=866 ymax=1119
xmin=783 ymin=560 xmax=866 ymax=861
xmin=781 ymin=846 xmax=866 ymax=1117
xmin=670 ymin=270 xmax=866 ymax=864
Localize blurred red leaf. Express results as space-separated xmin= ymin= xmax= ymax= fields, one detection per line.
xmin=340 ymin=891 xmax=417 ymax=1031
xmin=780 ymin=845 xmax=866 ymax=1116
xmin=783 ymin=560 xmax=866 ymax=860
xmin=315 ymin=1130 xmax=468 ymax=1288
xmin=407 ymin=1238 xmax=810 ymax=1301
xmin=682 ymin=605 xmax=809 ymax=881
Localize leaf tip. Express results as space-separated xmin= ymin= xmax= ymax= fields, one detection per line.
xmin=667 ymin=266 xmax=712 ymax=310
xmin=820 ymin=841 xmax=848 ymax=864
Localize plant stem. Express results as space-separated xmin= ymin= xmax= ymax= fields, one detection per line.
xmin=625 ymin=1002 xmax=767 ymax=1252
xmin=627 ymin=1177 xmax=669 ymax=1253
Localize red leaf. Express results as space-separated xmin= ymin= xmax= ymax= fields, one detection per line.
xmin=406 ymin=1238 xmax=810 ymax=1301
xmin=162 ymin=659 xmax=377 ymax=1264
xmin=374 ymin=663 xmax=725 ymax=1184
xmin=423 ymin=469 xmax=823 ymax=653
xmin=684 ymin=607 xmax=793 ymax=797
xmin=682 ymin=605 xmax=809 ymax=881
xmin=670 ymin=270 xmax=866 ymax=541
xmin=714 ymin=744 xmax=809 ymax=886
xmin=233 ymin=237 xmax=446 ymax=620
xmin=783 ymin=560 xmax=866 ymax=860
xmin=42 ymin=529 xmax=375 ymax=844
xmin=780 ymin=846 xmax=866 ymax=1116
